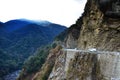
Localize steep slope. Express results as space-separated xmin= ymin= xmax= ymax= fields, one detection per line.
xmin=0 ymin=49 xmax=12 ymax=80
xmin=77 ymin=0 xmax=120 ymax=51
xmin=27 ymin=0 xmax=120 ymax=80
xmin=0 ymin=19 xmax=66 ymax=78
xmin=50 ymin=0 xmax=120 ymax=80
xmin=18 ymin=45 xmax=62 ymax=80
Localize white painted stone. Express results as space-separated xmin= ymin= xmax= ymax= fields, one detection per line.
xmin=88 ymin=48 xmax=97 ymax=51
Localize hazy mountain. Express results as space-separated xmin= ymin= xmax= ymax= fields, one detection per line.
xmin=0 ymin=19 xmax=66 ymax=78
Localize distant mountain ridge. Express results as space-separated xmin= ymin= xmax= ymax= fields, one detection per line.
xmin=0 ymin=19 xmax=66 ymax=48
xmin=1 ymin=19 xmax=59 ymax=32
xmin=0 ymin=19 xmax=66 ymax=79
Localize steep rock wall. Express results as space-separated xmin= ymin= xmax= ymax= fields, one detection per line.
xmin=78 ymin=0 xmax=120 ymax=51
xmin=66 ymin=52 xmax=120 ymax=80
xmin=22 ymin=0 xmax=120 ymax=79
xmin=65 ymin=18 xmax=83 ymax=48
xmin=49 ymin=0 xmax=120 ymax=80
xmin=48 ymin=51 xmax=120 ymax=80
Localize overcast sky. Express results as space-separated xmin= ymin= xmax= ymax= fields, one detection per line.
xmin=0 ymin=0 xmax=87 ymax=27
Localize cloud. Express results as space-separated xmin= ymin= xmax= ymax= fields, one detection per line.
xmin=0 ymin=0 xmax=87 ymax=27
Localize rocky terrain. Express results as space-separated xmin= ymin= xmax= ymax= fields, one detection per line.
xmin=18 ymin=0 xmax=120 ymax=80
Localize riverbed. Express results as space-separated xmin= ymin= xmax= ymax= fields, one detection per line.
xmin=3 ymin=70 xmax=21 ymax=80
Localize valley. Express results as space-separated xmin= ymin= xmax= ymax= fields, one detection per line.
xmin=0 ymin=19 xmax=66 ymax=79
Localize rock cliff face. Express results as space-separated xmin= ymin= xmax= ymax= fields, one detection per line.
xmin=78 ymin=0 xmax=120 ymax=51
xmin=20 ymin=0 xmax=120 ymax=80
xmin=48 ymin=0 xmax=120 ymax=80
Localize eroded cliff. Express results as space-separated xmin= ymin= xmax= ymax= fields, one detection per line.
xmin=19 ymin=0 xmax=120 ymax=80
xmin=78 ymin=0 xmax=120 ymax=51
xmin=48 ymin=0 xmax=120 ymax=80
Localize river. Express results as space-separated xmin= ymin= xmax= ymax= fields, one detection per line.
xmin=3 ymin=70 xmax=21 ymax=80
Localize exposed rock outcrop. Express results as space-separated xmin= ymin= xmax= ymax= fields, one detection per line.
xmin=49 ymin=0 xmax=120 ymax=80
xmin=48 ymin=51 xmax=120 ymax=80
xmin=19 ymin=0 xmax=120 ymax=80
xmin=78 ymin=0 xmax=120 ymax=51
xmin=32 ymin=46 xmax=62 ymax=80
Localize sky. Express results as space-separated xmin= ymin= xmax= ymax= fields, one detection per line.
xmin=0 ymin=0 xmax=87 ymax=27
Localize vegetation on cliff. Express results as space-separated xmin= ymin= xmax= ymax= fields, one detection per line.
xmin=18 ymin=0 xmax=120 ymax=79
xmin=18 ymin=43 xmax=61 ymax=80
xmin=0 ymin=19 xmax=66 ymax=78
xmin=33 ymin=45 xmax=62 ymax=80
xmin=0 ymin=49 xmax=18 ymax=80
